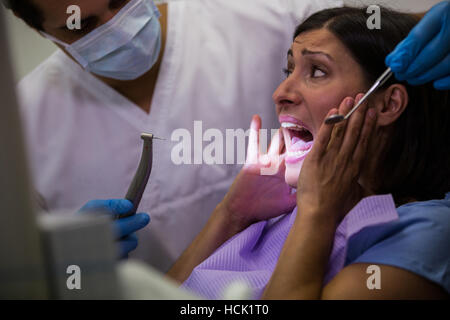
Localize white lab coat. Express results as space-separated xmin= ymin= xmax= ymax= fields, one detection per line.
xmin=18 ymin=0 xmax=342 ymax=271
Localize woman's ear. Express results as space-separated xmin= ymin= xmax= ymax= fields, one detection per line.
xmin=375 ymin=84 xmax=409 ymax=126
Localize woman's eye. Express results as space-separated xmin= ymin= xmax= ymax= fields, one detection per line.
xmin=311 ymin=66 xmax=326 ymax=78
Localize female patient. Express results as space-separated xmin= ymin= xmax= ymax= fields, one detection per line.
xmin=167 ymin=7 xmax=450 ymax=299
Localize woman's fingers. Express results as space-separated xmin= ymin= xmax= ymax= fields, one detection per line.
xmin=268 ymin=129 xmax=284 ymax=157
xmin=315 ymin=93 xmax=370 ymax=162
xmin=246 ymin=116 xmax=285 ymax=172
xmin=312 ymin=108 xmax=339 ymax=157
xmin=327 ymin=97 xmax=356 ymax=153
xmin=273 ymin=153 xmax=287 ymax=178
xmin=340 ymin=94 xmax=370 ymax=158
xmin=246 ymin=114 xmax=261 ymax=165
xmin=259 ymin=129 xmax=284 ymax=174
xmin=352 ymin=107 xmax=377 ymax=167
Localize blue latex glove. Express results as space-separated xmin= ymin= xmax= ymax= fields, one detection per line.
xmin=78 ymin=199 xmax=150 ymax=259
xmin=385 ymin=1 xmax=450 ymax=90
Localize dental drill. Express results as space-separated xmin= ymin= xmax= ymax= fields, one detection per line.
xmin=116 ymin=133 xmax=163 ymax=219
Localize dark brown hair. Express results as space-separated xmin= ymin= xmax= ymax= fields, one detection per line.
xmin=3 ymin=0 xmax=44 ymax=30
xmin=294 ymin=7 xmax=450 ymax=205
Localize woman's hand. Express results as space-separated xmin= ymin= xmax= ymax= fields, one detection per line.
xmin=263 ymin=94 xmax=377 ymax=299
xmin=168 ymin=115 xmax=296 ymax=283
xmin=296 ymin=94 xmax=377 ymax=224
xmin=221 ymin=115 xmax=296 ymax=232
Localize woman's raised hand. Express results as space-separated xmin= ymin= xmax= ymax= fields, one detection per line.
xmin=296 ymin=94 xmax=378 ymax=224
xmin=220 ymin=115 xmax=297 ymax=232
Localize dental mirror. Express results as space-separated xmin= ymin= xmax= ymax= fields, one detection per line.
xmin=324 ymin=67 xmax=393 ymax=125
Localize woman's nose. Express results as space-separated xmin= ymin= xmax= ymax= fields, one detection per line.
xmin=272 ymin=78 xmax=302 ymax=109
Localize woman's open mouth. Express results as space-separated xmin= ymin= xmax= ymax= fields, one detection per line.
xmin=279 ymin=115 xmax=314 ymax=164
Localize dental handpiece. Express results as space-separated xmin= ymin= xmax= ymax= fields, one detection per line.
xmin=117 ymin=133 xmax=162 ymax=219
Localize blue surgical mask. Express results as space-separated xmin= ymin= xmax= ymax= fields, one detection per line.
xmin=42 ymin=0 xmax=162 ymax=81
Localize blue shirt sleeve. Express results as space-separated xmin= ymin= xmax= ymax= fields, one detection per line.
xmin=346 ymin=193 xmax=450 ymax=294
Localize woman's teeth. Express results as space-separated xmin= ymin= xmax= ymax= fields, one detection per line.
xmin=281 ymin=122 xmax=309 ymax=132
xmin=281 ymin=122 xmax=314 ymax=163
xmin=287 ymin=148 xmax=310 ymax=158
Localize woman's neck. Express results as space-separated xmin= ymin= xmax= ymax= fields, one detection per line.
xmin=357 ymin=126 xmax=390 ymax=196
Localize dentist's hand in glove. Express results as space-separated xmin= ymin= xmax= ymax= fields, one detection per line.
xmin=385 ymin=1 xmax=450 ymax=90
xmin=220 ymin=115 xmax=297 ymax=233
xmin=78 ymin=199 xmax=150 ymax=259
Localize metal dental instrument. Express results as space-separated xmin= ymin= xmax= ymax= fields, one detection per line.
xmin=117 ymin=133 xmax=164 ymax=219
xmin=325 ymin=67 xmax=393 ymax=125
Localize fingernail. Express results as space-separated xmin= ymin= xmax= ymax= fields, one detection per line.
xmin=251 ymin=115 xmax=260 ymax=130
xmin=346 ymin=98 xmax=354 ymax=108
xmin=355 ymin=94 xmax=363 ymax=104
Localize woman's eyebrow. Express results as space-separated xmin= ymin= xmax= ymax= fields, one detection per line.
xmin=301 ymin=49 xmax=334 ymax=61
xmin=286 ymin=48 xmax=333 ymax=62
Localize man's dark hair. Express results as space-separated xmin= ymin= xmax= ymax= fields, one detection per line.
xmin=294 ymin=6 xmax=450 ymax=205
xmin=2 ymin=0 xmax=44 ymax=30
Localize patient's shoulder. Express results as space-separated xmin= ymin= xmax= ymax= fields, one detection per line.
xmin=397 ymin=192 xmax=450 ymax=226
xmin=345 ymin=192 xmax=450 ymax=294
xmin=349 ymin=193 xmax=450 ymax=250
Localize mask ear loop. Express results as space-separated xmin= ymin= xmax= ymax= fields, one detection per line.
xmin=39 ymin=31 xmax=89 ymax=68
xmin=150 ymin=0 xmax=161 ymax=19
